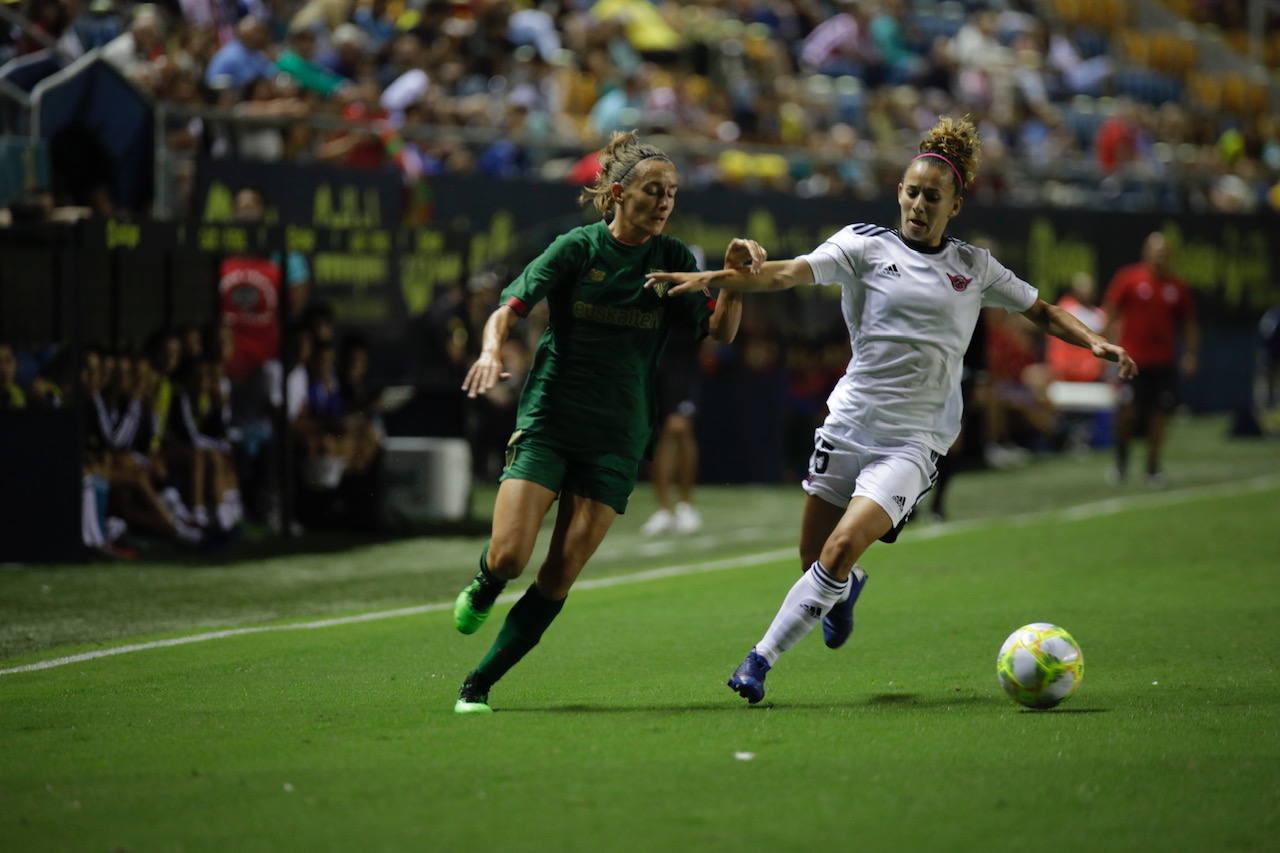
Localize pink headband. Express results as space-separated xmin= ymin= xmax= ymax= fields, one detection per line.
xmin=912 ymin=152 xmax=965 ymax=192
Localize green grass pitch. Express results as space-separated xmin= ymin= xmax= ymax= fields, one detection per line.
xmin=2 ymin=418 xmax=1279 ymax=851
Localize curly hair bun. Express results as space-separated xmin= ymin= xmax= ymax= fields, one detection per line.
xmin=918 ymin=116 xmax=981 ymax=193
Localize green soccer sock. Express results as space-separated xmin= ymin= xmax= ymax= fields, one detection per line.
xmin=469 ymin=584 xmax=566 ymax=691
xmin=470 ymin=547 xmax=506 ymax=611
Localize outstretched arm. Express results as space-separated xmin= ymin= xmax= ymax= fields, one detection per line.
xmin=462 ymin=305 xmax=519 ymax=398
xmin=647 ymin=258 xmax=815 ymax=297
xmin=1023 ymin=299 xmax=1138 ymax=379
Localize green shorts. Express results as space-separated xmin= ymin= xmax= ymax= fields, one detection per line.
xmin=499 ymin=430 xmax=640 ymax=514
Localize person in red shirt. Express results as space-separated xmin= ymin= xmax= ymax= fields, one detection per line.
xmin=1047 ymin=272 xmax=1108 ymax=382
xmin=1103 ymin=233 xmax=1199 ymax=485
xmin=220 ymin=188 xmax=310 ymax=381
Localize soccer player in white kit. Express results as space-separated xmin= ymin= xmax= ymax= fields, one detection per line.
xmin=646 ymin=117 xmax=1137 ymax=704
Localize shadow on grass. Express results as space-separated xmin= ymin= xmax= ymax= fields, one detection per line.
xmin=495 ymin=693 xmax=999 ymax=714
xmin=1018 ymin=707 xmax=1109 ymax=714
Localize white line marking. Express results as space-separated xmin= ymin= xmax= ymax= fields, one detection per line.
xmin=0 ymin=549 xmax=795 ymax=676
xmin=3 ymin=474 xmax=1277 ymax=677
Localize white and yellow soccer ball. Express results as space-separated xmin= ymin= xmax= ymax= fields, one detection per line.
xmin=996 ymin=623 xmax=1084 ymax=709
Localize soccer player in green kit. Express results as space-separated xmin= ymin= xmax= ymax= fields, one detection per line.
xmin=451 ymin=131 xmax=763 ymax=713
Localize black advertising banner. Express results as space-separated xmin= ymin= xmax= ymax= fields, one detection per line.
xmin=4 ymin=163 xmax=1276 ymax=411
xmin=190 ymin=159 xmax=403 ymax=229
xmin=182 ymin=163 xmax=1280 ymax=330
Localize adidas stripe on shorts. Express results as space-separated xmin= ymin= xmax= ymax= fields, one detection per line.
xmin=801 ymin=426 xmax=939 ymax=528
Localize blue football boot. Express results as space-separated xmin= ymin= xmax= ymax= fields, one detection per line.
xmin=727 ymin=649 xmax=771 ymax=704
xmin=822 ymin=565 xmax=869 ymax=649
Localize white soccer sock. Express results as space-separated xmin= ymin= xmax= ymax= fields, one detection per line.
xmin=162 ymin=487 xmax=194 ymax=525
xmin=81 ymin=475 xmax=105 ymax=548
xmin=217 ymin=499 xmax=242 ymax=530
xmin=755 ymin=561 xmax=850 ymax=666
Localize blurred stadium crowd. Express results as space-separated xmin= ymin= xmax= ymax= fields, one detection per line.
xmin=4 ymin=0 xmax=1278 ymax=213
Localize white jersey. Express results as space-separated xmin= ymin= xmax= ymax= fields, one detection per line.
xmin=798 ymin=224 xmax=1038 ymax=454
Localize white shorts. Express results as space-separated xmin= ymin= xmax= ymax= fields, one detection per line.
xmin=801 ymin=427 xmax=940 ymax=531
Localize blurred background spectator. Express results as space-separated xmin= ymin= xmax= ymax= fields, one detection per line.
xmin=0 ymin=0 xmax=1268 ymax=215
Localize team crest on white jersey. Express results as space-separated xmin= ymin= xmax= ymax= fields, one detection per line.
xmin=947 ymin=273 xmax=973 ymax=292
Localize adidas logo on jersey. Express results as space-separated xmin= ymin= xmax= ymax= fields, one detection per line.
xmin=892 ymin=495 xmax=907 ymax=508
xmin=882 ymin=263 xmax=900 ymax=277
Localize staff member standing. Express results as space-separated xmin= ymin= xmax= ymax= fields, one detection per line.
xmin=1104 ymin=233 xmax=1199 ymax=486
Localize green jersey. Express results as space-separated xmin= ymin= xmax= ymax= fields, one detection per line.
xmin=501 ymin=221 xmax=714 ymax=461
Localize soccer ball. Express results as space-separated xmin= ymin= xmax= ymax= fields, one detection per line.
xmin=996 ymin=623 xmax=1084 ymax=709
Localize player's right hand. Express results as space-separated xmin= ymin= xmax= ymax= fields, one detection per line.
xmin=724 ymin=237 xmax=767 ymax=274
xmin=462 ymin=352 xmax=510 ymax=398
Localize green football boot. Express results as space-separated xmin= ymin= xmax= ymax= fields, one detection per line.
xmin=454 ymin=579 xmax=494 ymax=635
xmin=454 ymin=674 xmax=493 ymax=714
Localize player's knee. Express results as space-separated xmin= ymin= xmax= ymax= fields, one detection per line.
xmin=486 ymin=540 xmax=530 ymax=579
xmin=534 ymin=562 xmax=578 ymax=599
xmin=821 ymin=528 xmax=874 ymax=571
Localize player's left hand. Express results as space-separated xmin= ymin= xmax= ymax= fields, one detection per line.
xmin=724 ymin=238 xmax=766 ymax=274
xmin=1092 ymin=341 xmax=1138 ymax=380
xmin=645 ymin=270 xmax=714 ymax=298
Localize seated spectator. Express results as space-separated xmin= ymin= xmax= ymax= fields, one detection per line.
xmin=338 ymin=334 xmax=382 ymax=476
xmin=221 ymin=322 xmax=280 ymax=529
xmin=205 ymin=16 xmax=275 ymax=90
xmin=351 ymin=0 xmax=395 ymax=52
xmin=322 ymin=22 xmax=367 ymax=79
xmin=335 ymin=334 xmax=384 ymax=528
xmin=169 ymin=354 xmax=242 ymax=533
xmin=1047 ymin=272 xmax=1108 ymax=382
xmin=74 ymin=0 xmax=125 ymax=51
xmin=800 ymin=2 xmax=879 ymax=80
xmin=179 ymin=324 xmax=206 ymax=372
xmin=297 ymin=340 xmax=348 ymax=489
xmin=143 ymin=330 xmax=200 ymax=530
xmin=234 ymin=76 xmax=309 ymax=161
xmin=101 ymin=4 xmax=167 ymax=93
xmin=317 ymin=79 xmax=391 ymax=168
xmin=28 ymin=347 xmax=66 ymax=408
xmin=276 ymin=26 xmax=350 ymax=98
xmin=285 ymin=323 xmax=313 ymax=426
xmin=0 ymin=342 xmax=25 ymax=409
xmin=290 ymin=0 xmax=353 ymax=32
xmin=79 ymin=346 xmax=200 ymax=547
xmin=17 ymin=0 xmax=75 ymax=58
xmin=983 ymin=308 xmax=1058 ymax=466
xmin=1048 ymin=30 xmax=1112 ymax=97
